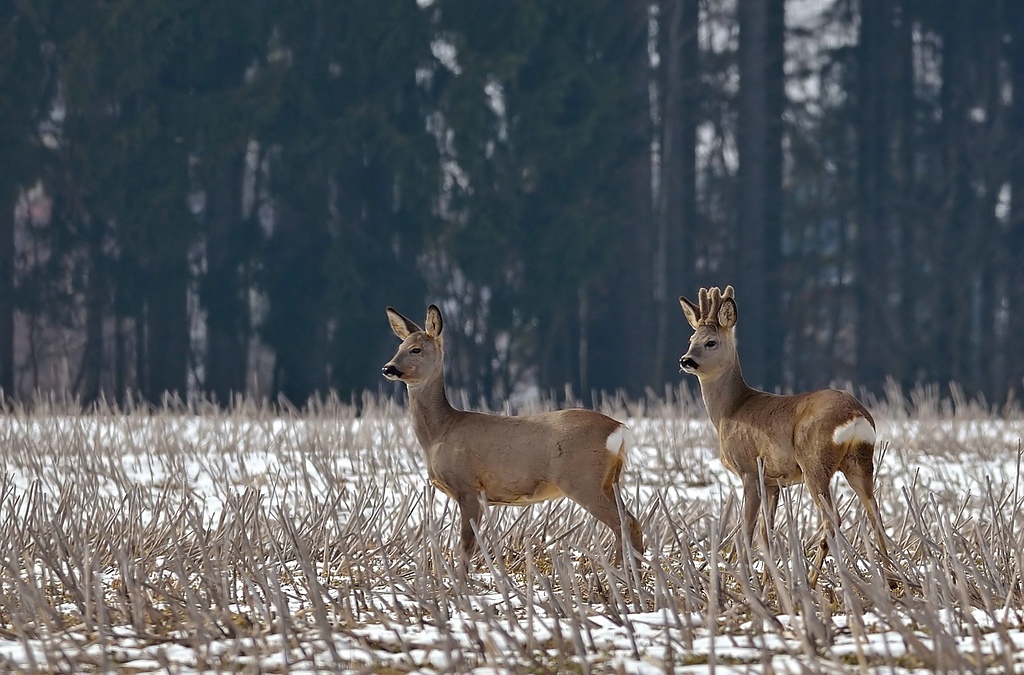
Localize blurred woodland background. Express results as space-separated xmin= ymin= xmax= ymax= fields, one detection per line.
xmin=0 ymin=0 xmax=1022 ymax=407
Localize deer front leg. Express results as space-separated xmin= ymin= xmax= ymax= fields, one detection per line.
xmin=740 ymin=474 xmax=764 ymax=552
xmin=759 ymin=483 xmax=781 ymax=546
xmin=753 ymin=482 xmax=782 ymax=589
xmin=456 ymin=493 xmax=482 ymax=557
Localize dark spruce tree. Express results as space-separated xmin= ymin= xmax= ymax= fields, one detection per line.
xmin=0 ymin=4 xmax=47 ymax=401
xmin=260 ymin=1 xmax=439 ymax=405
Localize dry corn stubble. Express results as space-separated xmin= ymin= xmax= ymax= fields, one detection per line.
xmin=0 ymin=387 xmax=1021 ymax=672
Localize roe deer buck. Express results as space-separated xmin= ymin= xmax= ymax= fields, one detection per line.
xmin=678 ymin=286 xmax=888 ymax=583
xmin=383 ymin=304 xmax=644 ymax=559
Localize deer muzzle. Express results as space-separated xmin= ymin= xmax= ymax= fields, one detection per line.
xmin=679 ymin=356 xmax=699 ymax=373
xmin=382 ymin=364 xmax=403 ymax=379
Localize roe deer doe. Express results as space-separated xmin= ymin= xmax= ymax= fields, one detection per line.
xmin=383 ymin=304 xmax=644 ymax=560
xmin=678 ymin=286 xmax=888 ymax=583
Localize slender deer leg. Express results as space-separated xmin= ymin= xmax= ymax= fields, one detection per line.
xmin=841 ymin=445 xmax=890 ymax=560
xmin=735 ymin=474 xmax=763 ymax=572
xmin=602 ymin=492 xmax=643 ymax=558
xmin=867 ymin=494 xmax=888 ymax=560
xmin=759 ymin=483 xmax=781 ymax=545
xmin=606 ymin=464 xmax=645 ymax=555
xmin=559 ymin=484 xmax=643 ymax=562
xmin=626 ymin=512 xmax=643 ymax=554
xmin=805 ymin=474 xmax=838 ymax=588
xmin=614 ymin=489 xmax=645 ymax=555
xmin=754 ymin=482 xmax=781 ymax=588
xmin=457 ymin=494 xmax=482 ymax=557
xmin=741 ymin=474 xmax=764 ymax=552
xmin=554 ymin=458 xmax=645 ymax=561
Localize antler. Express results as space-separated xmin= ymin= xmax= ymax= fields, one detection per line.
xmin=695 ymin=285 xmax=735 ymax=326
xmin=698 ymin=288 xmax=710 ymax=319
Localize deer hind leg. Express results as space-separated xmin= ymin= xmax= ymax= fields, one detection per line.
xmin=600 ymin=455 xmax=644 ymax=555
xmin=560 ymin=466 xmax=644 ymax=560
xmin=803 ymin=468 xmax=839 ymax=588
xmin=617 ymin=491 xmax=645 ymax=555
xmin=841 ymin=443 xmax=889 ymax=560
xmin=564 ymin=488 xmax=624 ymax=555
xmin=604 ymin=456 xmax=645 ymax=555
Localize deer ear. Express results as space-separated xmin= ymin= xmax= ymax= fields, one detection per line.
xmin=425 ymin=304 xmax=443 ymax=338
xmin=717 ymin=297 xmax=737 ymax=329
xmin=386 ymin=307 xmax=421 ymax=339
xmin=679 ymin=296 xmax=700 ymax=330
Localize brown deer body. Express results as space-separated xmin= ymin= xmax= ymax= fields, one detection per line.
xmin=679 ymin=286 xmax=887 ymax=580
xmin=383 ymin=305 xmax=644 ymax=559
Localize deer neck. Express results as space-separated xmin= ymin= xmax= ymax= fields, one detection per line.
xmin=406 ymin=372 xmax=458 ymax=449
xmin=698 ymin=359 xmax=754 ymax=429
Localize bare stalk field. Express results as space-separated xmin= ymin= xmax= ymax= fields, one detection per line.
xmin=1 ymin=389 xmax=1022 ymax=673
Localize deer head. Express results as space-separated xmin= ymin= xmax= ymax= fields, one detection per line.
xmin=382 ymin=305 xmax=444 ymax=386
xmin=678 ymin=285 xmax=738 ymax=379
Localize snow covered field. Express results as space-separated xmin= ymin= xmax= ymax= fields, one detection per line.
xmin=0 ymin=392 xmax=1022 ymax=673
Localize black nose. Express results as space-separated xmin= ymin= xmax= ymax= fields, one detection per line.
xmin=680 ymin=356 xmax=698 ymax=371
xmin=382 ymin=364 xmax=402 ymax=377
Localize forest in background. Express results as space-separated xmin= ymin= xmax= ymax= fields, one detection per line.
xmin=1 ymin=0 xmax=1022 ymax=407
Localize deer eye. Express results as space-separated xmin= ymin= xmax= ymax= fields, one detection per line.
xmin=705 ymin=340 xmax=717 ymax=349
xmin=410 ymin=347 xmax=422 ymax=354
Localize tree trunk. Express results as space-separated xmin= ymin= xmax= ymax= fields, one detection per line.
xmin=893 ymin=1 xmax=917 ymax=392
xmin=762 ymin=0 xmax=785 ymax=389
xmin=1006 ymin=7 xmax=1024 ymax=398
xmin=143 ymin=259 xmax=190 ymax=403
xmin=621 ymin=0 xmax=654 ymax=398
xmin=590 ymin=0 xmax=652 ymax=398
xmin=203 ymin=157 xmax=250 ymax=405
xmin=264 ymin=205 xmax=329 ymax=407
xmin=736 ymin=0 xmax=785 ymax=390
xmin=0 ymin=185 xmax=14 ymax=400
xmin=77 ymin=232 xmax=105 ymax=405
xmin=114 ymin=313 xmax=128 ymax=407
xmin=973 ymin=6 xmax=1004 ymax=403
xmin=854 ymin=0 xmax=894 ymax=394
xmin=936 ymin=4 xmax=975 ymax=394
xmin=656 ymin=0 xmax=699 ymax=392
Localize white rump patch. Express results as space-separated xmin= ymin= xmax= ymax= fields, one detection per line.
xmin=605 ymin=425 xmax=634 ymax=457
xmin=833 ymin=417 xmax=876 ymax=446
